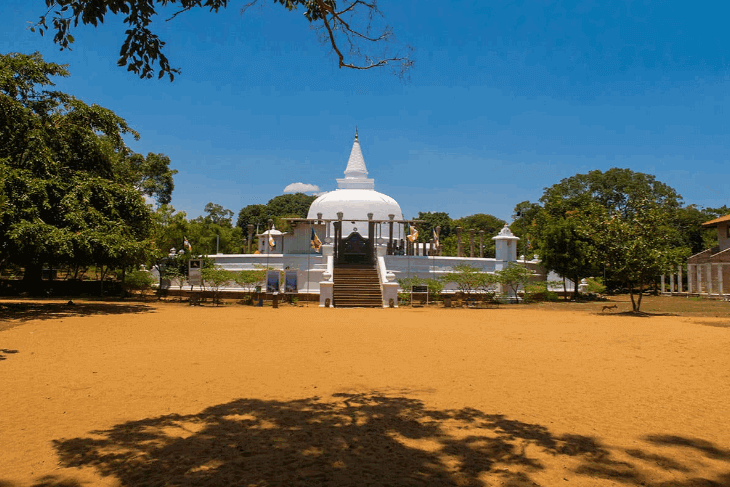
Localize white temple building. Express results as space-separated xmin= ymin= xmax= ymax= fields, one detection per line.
xmin=202 ymin=132 xmax=546 ymax=307
xmin=306 ymin=130 xmax=404 ymax=239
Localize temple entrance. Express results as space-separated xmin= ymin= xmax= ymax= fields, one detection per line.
xmin=338 ymin=232 xmax=372 ymax=265
xmin=333 ymin=221 xmax=376 ymax=266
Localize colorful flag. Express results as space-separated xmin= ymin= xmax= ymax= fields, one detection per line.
xmin=407 ymin=224 xmax=419 ymax=243
xmin=433 ymin=228 xmax=439 ymax=247
xmin=268 ymin=232 xmax=276 ymax=248
xmin=183 ymin=236 xmax=192 ymax=252
xmin=311 ymin=228 xmax=322 ymax=252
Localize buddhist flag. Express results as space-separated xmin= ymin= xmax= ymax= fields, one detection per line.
xmin=407 ymin=224 xmax=419 ymax=243
xmin=433 ymin=228 xmax=439 ymax=248
xmin=183 ymin=236 xmax=192 ymax=252
xmin=311 ymin=228 xmax=322 ymax=252
xmin=268 ymin=232 xmax=276 ymax=248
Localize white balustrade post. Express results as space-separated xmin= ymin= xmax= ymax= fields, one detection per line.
xmin=670 ymin=273 xmax=675 ymax=294
xmin=661 ymin=275 xmax=666 ymax=293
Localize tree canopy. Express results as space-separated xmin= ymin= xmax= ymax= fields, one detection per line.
xmin=35 ymin=0 xmax=413 ymax=81
xmin=0 ymin=52 xmax=156 ymax=285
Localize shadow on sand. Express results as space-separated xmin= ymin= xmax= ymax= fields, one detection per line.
xmin=3 ymin=393 xmax=727 ymax=486
xmin=0 ymin=301 xmax=154 ymax=329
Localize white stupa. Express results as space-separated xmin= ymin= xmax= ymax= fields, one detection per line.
xmin=307 ymin=131 xmax=404 ymax=238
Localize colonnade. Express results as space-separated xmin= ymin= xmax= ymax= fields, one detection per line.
xmin=663 ymin=263 xmax=728 ymax=296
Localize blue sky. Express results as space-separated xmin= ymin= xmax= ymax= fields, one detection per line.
xmin=2 ymin=0 xmax=729 ymax=222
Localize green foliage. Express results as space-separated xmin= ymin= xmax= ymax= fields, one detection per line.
xmin=114 ymin=150 xmax=176 ymax=206
xmin=495 ymin=263 xmax=534 ymax=300
xmin=123 ymin=270 xmax=155 ymax=294
xmin=522 ymin=281 xmax=559 ymax=303
xmin=201 ymin=267 xmax=235 ymax=305
xmin=510 ymin=201 xmax=542 ymax=254
xmin=204 ymin=202 xmax=234 ymax=226
xmin=0 ymin=52 xmax=153 ymax=284
xmin=585 ymin=277 xmax=606 ymax=295
xmin=236 ymin=193 xmax=316 ymax=241
xmin=234 ymin=270 xmax=266 ymax=291
xmin=579 ymin=200 xmax=687 ymax=312
xmin=416 ymin=211 xmax=453 ymax=242
xmin=453 ymin=213 xmax=506 ymax=258
xmin=442 ymin=264 xmax=499 ymax=300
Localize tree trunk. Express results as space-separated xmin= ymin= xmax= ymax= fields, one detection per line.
xmin=636 ymin=279 xmax=644 ymax=312
xmin=563 ymin=276 xmax=568 ymax=301
xmin=629 ymin=284 xmax=637 ymax=312
xmin=573 ymin=273 xmax=580 ymax=300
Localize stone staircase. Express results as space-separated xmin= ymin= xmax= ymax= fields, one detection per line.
xmin=333 ymin=264 xmax=383 ymax=308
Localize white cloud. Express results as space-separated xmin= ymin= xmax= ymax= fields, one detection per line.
xmin=283 ymin=182 xmax=320 ymax=194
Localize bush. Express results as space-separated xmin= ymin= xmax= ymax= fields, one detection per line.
xmin=123 ymin=270 xmax=155 ymax=295
xmin=585 ymin=277 xmax=606 ymax=295
xmin=523 ymin=281 xmax=559 ymax=303
xmin=202 ymin=267 xmax=235 ymax=305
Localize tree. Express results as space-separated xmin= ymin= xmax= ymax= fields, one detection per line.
xmin=35 ymin=0 xmax=413 ymax=81
xmin=495 ymin=263 xmax=534 ymax=301
xmin=579 ymin=200 xmax=687 ymax=313
xmin=265 ymin=193 xmax=317 ymax=220
xmin=115 ymin=150 xmax=177 ymax=206
xmin=441 ymin=264 xmax=499 ymax=301
xmin=236 ymin=193 xmax=316 ymax=241
xmin=536 ymin=168 xmax=685 ymax=293
xmin=537 ymin=211 xmax=596 ymax=300
xmin=0 ymin=52 xmax=152 ymax=288
xmin=509 ymin=201 xmax=541 ymax=255
xmin=204 ymin=202 xmax=234 ymax=226
xmin=453 ymin=213 xmax=506 ymax=258
xmin=415 ymin=211 xmax=453 ymax=244
xmin=236 ymin=203 xmax=269 ymax=239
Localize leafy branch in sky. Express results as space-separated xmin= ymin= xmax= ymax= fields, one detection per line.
xmin=34 ymin=0 xmax=413 ymax=81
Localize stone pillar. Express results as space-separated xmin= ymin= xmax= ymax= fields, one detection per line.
xmin=661 ymin=275 xmax=666 ymax=294
xmin=456 ymin=227 xmax=463 ymax=257
xmin=688 ymin=264 xmax=694 ymax=293
xmin=707 ymin=264 xmax=713 ymax=295
xmin=678 ymin=265 xmax=683 ymax=293
xmin=479 ymin=230 xmax=484 ymax=258
xmin=388 ymin=215 xmax=394 ymax=254
xmin=670 ymin=273 xmax=675 ymax=294
xmin=247 ymin=224 xmax=254 ymax=253
xmin=717 ymin=263 xmax=725 ymax=296
xmin=697 ymin=264 xmax=702 ymax=294
xmin=469 ymin=229 xmax=475 ymax=258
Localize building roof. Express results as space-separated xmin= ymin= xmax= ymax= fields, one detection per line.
xmin=702 ymin=213 xmax=730 ymax=227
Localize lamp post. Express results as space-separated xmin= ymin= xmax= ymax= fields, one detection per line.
xmin=515 ymin=204 xmax=529 ymax=260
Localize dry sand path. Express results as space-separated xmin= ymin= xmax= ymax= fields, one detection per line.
xmin=1 ymin=301 xmax=729 ymax=486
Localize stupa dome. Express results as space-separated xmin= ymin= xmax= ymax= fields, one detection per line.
xmin=307 ymin=131 xmax=404 ymax=238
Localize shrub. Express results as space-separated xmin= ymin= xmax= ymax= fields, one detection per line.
xmin=523 ymin=281 xmax=559 ymax=303
xmin=585 ymin=277 xmax=606 ymax=295
xmin=123 ymin=270 xmax=155 ymax=295
xmin=202 ymin=267 xmax=235 ymax=305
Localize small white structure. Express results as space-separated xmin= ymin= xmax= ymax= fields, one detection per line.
xmin=257 ymin=226 xmax=286 ymax=254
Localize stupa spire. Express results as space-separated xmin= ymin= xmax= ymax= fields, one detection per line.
xmin=343 ymin=129 xmax=368 ymax=179
xmin=337 ymin=130 xmax=375 ymax=190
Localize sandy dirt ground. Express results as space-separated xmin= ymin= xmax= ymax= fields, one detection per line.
xmin=1 ymin=299 xmax=729 ymax=486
